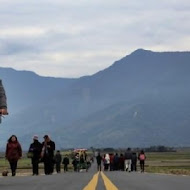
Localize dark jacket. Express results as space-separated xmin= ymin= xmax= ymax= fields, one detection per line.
xmin=63 ymin=157 xmax=69 ymax=165
xmin=55 ymin=153 xmax=62 ymax=163
xmin=96 ymin=155 xmax=102 ymax=165
xmin=125 ymin=150 xmax=132 ymax=160
xmin=42 ymin=140 xmax=55 ymax=159
xmin=0 ymin=80 xmax=7 ymax=109
xmin=29 ymin=140 xmax=42 ymax=161
xmin=6 ymin=141 xmax=22 ymax=161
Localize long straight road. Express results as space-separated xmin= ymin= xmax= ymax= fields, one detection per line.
xmin=0 ymin=163 xmax=190 ymax=190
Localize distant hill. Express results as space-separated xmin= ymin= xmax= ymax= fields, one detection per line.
xmin=0 ymin=49 xmax=190 ymax=150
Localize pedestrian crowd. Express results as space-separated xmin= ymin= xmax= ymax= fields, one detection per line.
xmin=4 ymin=134 xmax=74 ymax=176
xmin=96 ymin=148 xmax=146 ymax=173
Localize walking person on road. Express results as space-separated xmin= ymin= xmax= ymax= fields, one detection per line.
xmin=55 ymin=150 xmax=62 ymax=173
xmin=138 ymin=150 xmax=146 ymax=172
xmin=96 ymin=152 xmax=102 ymax=171
xmin=124 ymin=148 xmax=132 ymax=172
xmin=104 ymin=153 xmax=110 ymax=171
xmin=5 ymin=135 xmax=22 ymax=176
xmin=131 ymin=152 xmax=137 ymax=172
xmin=28 ymin=135 xmax=42 ymax=175
xmin=41 ymin=135 xmax=55 ymax=175
xmin=62 ymin=154 xmax=69 ymax=172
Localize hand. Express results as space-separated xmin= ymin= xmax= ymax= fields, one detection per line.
xmin=0 ymin=108 xmax=8 ymax=115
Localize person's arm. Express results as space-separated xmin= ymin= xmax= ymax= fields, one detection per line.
xmin=18 ymin=143 xmax=22 ymax=158
xmin=0 ymin=80 xmax=8 ymax=115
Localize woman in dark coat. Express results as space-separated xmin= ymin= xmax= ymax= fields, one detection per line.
xmin=6 ymin=135 xmax=22 ymax=176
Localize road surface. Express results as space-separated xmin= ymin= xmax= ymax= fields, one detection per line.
xmin=0 ymin=163 xmax=190 ymax=190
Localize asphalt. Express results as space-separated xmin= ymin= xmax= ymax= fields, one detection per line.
xmin=0 ymin=163 xmax=190 ymax=190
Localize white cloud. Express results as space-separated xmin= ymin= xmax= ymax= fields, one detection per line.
xmin=0 ymin=0 xmax=190 ymax=77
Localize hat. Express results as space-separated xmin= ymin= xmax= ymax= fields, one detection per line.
xmin=43 ymin=135 xmax=49 ymax=139
xmin=33 ymin=135 xmax=38 ymax=140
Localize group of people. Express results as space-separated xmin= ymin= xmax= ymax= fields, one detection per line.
xmin=96 ymin=148 xmax=146 ymax=173
xmin=5 ymin=134 xmax=70 ymax=176
xmin=72 ymin=151 xmax=92 ymax=172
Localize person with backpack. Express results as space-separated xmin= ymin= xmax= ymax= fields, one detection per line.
xmin=138 ymin=150 xmax=146 ymax=172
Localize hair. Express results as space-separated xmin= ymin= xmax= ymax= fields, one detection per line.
xmin=8 ymin=135 xmax=18 ymax=143
xmin=141 ymin=150 xmax=144 ymax=154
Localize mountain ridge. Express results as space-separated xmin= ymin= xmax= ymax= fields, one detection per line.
xmin=0 ymin=49 xmax=190 ymax=150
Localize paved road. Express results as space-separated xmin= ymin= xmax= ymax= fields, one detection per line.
xmin=0 ymin=164 xmax=190 ymax=190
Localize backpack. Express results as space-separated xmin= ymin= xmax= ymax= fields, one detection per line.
xmin=139 ymin=154 xmax=145 ymax=161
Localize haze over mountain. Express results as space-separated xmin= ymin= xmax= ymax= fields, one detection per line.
xmin=0 ymin=49 xmax=190 ymax=150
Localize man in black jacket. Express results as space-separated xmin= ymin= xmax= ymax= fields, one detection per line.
xmin=0 ymin=80 xmax=8 ymax=121
xmin=41 ymin=135 xmax=55 ymax=175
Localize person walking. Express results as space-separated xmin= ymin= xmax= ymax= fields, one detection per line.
xmin=131 ymin=152 xmax=137 ymax=172
xmin=104 ymin=154 xmax=110 ymax=171
xmin=62 ymin=154 xmax=69 ymax=172
xmin=138 ymin=150 xmax=146 ymax=172
xmin=124 ymin=148 xmax=132 ymax=172
xmin=0 ymin=79 xmax=8 ymax=122
xmin=119 ymin=153 xmax=125 ymax=171
xmin=28 ymin=135 xmax=42 ymax=175
xmin=96 ymin=153 xmax=102 ymax=171
xmin=5 ymin=135 xmax=22 ymax=176
xmin=54 ymin=150 xmax=62 ymax=173
xmin=41 ymin=135 xmax=55 ymax=175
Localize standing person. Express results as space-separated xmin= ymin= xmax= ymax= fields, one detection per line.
xmin=0 ymin=79 xmax=8 ymax=122
xmin=5 ymin=135 xmax=22 ymax=176
xmin=96 ymin=153 xmax=102 ymax=171
xmin=138 ymin=150 xmax=146 ymax=172
xmin=41 ymin=135 xmax=55 ymax=175
xmin=62 ymin=154 xmax=70 ymax=172
xmin=28 ymin=135 xmax=42 ymax=175
xmin=119 ymin=153 xmax=125 ymax=171
xmin=113 ymin=153 xmax=119 ymax=171
xmin=54 ymin=150 xmax=62 ymax=173
xmin=109 ymin=153 xmax=114 ymax=171
xmin=124 ymin=148 xmax=132 ymax=172
xmin=131 ymin=152 xmax=137 ymax=172
xmin=104 ymin=153 xmax=110 ymax=171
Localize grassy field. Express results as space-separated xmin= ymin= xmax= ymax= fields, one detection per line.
xmin=1 ymin=151 xmax=190 ymax=176
xmin=145 ymin=151 xmax=190 ymax=175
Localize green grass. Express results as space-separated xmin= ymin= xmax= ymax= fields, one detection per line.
xmin=145 ymin=151 xmax=190 ymax=175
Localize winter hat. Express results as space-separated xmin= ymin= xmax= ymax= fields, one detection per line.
xmin=33 ymin=135 xmax=38 ymax=140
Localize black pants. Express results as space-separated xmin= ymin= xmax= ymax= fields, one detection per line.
xmin=64 ymin=164 xmax=68 ymax=172
xmin=32 ymin=159 xmax=39 ymax=175
xmin=44 ymin=158 xmax=54 ymax=175
xmin=56 ymin=163 xmax=61 ymax=173
xmin=97 ymin=164 xmax=101 ymax=171
xmin=140 ymin=161 xmax=145 ymax=172
xmin=9 ymin=160 xmax=18 ymax=176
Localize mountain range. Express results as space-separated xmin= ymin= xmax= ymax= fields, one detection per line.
xmin=0 ymin=49 xmax=190 ymax=150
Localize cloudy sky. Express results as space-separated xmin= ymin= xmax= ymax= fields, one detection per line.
xmin=0 ymin=0 xmax=189 ymax=78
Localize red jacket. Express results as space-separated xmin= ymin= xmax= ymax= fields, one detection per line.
xmin=6 ymin=141 xmax=22 ymax=161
